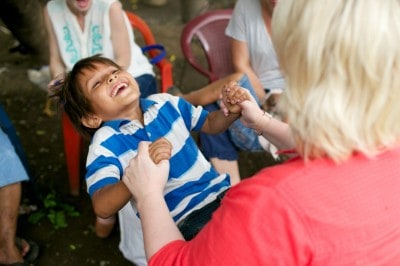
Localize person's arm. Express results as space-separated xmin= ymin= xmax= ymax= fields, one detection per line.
xmin=91 ymin=182 xmax=132 ymax=218
xmin=200 ymin=110 xmax=241 ymax=135
xmin=108 ymin=1 xmax=131 ymax=70
xmin=231 ymin=39 xmax=266 ymax=102
xmin=91 ymin=137 xmax=172 ymax=218
xmin=182 ymin=72 xmax=244 ymax=106
xmin=43 ymin=5 xmax=66 ymax=79
xmin=122 ymin=141 xmax=183 ymax=260
xmin=222 ymin=83 xmax=295 ymax=151
xmin=239 ymin=100 xmax=294 ymax=151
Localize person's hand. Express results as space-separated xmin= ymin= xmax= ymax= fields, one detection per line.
xmin=238 ymin=100 xmax=265 ymax=130
xmin=149 ymin=137 xmax=172 ymax=164
xmin=122 ymin=141 xmax=170 ymax=206
xmin=221 ymin=81 xmax=251 ymax=115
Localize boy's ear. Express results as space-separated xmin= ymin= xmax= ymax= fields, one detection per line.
xmin=81 ymin=115 xmax=102 ymax=129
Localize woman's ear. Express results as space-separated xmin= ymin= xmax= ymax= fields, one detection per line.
xmin=81 ymin=115 xmax=102 ymax=129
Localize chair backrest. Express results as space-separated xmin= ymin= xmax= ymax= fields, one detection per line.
xmin=180 ymin=9 xmax=233 ymax=83
xmin=125 ymin=11 xmax=173 ymax=92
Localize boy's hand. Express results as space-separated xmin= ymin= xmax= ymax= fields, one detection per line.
xmin=148 ymin=137 xmax=172 ymax=164
xmin=221 ymin=81 xmax=251 ymax=115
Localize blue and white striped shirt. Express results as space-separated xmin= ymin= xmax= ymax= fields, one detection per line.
xmin=85 ymin=93 xmax=230 ymax=222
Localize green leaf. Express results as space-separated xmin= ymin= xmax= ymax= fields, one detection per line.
xmin=28 ymin=211 xmax=46 ymax=224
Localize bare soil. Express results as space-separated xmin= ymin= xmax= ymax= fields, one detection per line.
xmin=0 ymin=1 xmax=275 ymax=265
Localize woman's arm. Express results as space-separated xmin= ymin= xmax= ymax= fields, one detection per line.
xmin=231 ymin=39 xmax=266 ymax=101
xmin=239 ymin=100 xmax=294 ymax=151
xmin=122 ymin=142 xmax=183 ymax=260
xmin=109 ymin=1 xmax=131 ymax=70
xmin=222 ymin=84 xmax=295 ymax=151
xmin=43 ymin=5 xmax=66 ymax=79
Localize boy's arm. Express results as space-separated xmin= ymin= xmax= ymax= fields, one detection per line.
xmin=201 ymin=111 xmax=241 ymax=134
xmin=200 ymin=82 xmax=248 ymax=134
xmin=92 ymin=182 xmax=132 ymax=218
xmin=91 ymin=137 xmax=172 ymax=218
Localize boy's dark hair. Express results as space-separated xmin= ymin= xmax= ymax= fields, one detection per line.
xmin=48 ymin=54 xmax=121 ymax=139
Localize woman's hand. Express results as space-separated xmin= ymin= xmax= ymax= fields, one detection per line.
xmin=123 ymin=141 xmax=170 ymax=208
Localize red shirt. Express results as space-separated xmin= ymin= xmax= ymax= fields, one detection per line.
xmin=150 ymin=147 xmax=400 ymax=265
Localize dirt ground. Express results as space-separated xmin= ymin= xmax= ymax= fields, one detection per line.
xmin=0 ymin=1 xmax=276 ymax=265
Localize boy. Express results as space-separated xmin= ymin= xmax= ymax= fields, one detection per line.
xmin=49 ymin=54 xmax=246 ymax=265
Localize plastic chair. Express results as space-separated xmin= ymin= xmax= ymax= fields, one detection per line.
xmin=63 ymin=11 xmax=174 ymax=196
xmin=180 ymin=9 xmax=233 ymax=83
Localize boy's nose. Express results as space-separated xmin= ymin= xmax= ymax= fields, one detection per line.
xmin=108 ymin=74 xmax=117 ymax=83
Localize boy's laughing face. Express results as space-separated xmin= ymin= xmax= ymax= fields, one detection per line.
xmin=78 ymin=62 xmax=141 ymax=124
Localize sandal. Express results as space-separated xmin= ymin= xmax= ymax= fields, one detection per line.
xmin=15 ymin=238 xmax=39 ymax=262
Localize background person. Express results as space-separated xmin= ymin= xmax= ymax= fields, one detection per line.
xmin=198 ymin=0 xmax=285 ymax=183
xmin=0 ymin=128 xmax=39 ymax=266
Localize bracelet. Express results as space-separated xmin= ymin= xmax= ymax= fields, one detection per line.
xmin=254 ymin=111 xmax=272 ymax=136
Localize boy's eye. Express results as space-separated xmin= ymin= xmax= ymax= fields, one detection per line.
xmin=93 ymin=81 xmax=101 ymax=89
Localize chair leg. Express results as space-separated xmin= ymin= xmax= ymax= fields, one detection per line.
xmin=62 ymin=113 xmax=82 ymax=196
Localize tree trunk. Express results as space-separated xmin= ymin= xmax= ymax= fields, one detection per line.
xmin=0 ymin=0 xmax=49 ymax=64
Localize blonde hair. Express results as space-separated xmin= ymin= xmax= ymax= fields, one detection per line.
xmin=272 ymin=0 xmax=400 ymax=162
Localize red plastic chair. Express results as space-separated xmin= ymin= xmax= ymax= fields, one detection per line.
xmin=180 ymin=9 xmax=233 ymax=83
xmin=63 ymin=11 xmax=174 ymax=196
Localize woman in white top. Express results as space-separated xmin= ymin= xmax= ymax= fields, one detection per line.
xmin=199 ymin=0 xmax=285 ymax=184
xmin=44 ymin=0 xmax=157 ymax=98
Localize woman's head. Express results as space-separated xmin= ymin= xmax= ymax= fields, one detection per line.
xmin=272 ymin=0 xmax=400 ymax=161
xmin=49 ymin=55 xmax=122 ymax=139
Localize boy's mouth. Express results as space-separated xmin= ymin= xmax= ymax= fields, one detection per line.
xmin=111 ymin=82 xmax=128 ymax=97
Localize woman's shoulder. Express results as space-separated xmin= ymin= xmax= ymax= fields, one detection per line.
xmin=46 ymin=0 xmax=64 ymax=12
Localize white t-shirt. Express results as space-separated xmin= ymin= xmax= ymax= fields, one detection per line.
xmin=225 ymin=0 xmax=285 ymax=92
xmin=47 ymin=0 xmax=154 ymax=78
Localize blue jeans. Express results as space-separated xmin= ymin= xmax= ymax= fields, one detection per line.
xmin=177 ymin=189 xmax=228 ymax=240
xmin=0 ymin=128 xmax=29 ymax=187
xmin=135 ymin=74 xmax=157 ymax=98
xmin=200 ymin=74 xmax=263 ymax=161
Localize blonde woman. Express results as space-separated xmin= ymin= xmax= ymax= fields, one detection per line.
xmin=122 ymin=0 xmax=400 ymax=265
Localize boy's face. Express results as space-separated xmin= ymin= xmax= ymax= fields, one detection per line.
xmin=78 ymin=62 xmax=141 ymax=124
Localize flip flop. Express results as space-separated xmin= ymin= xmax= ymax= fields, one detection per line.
xmin=15 ymin=238 xmax=39 ymax=262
